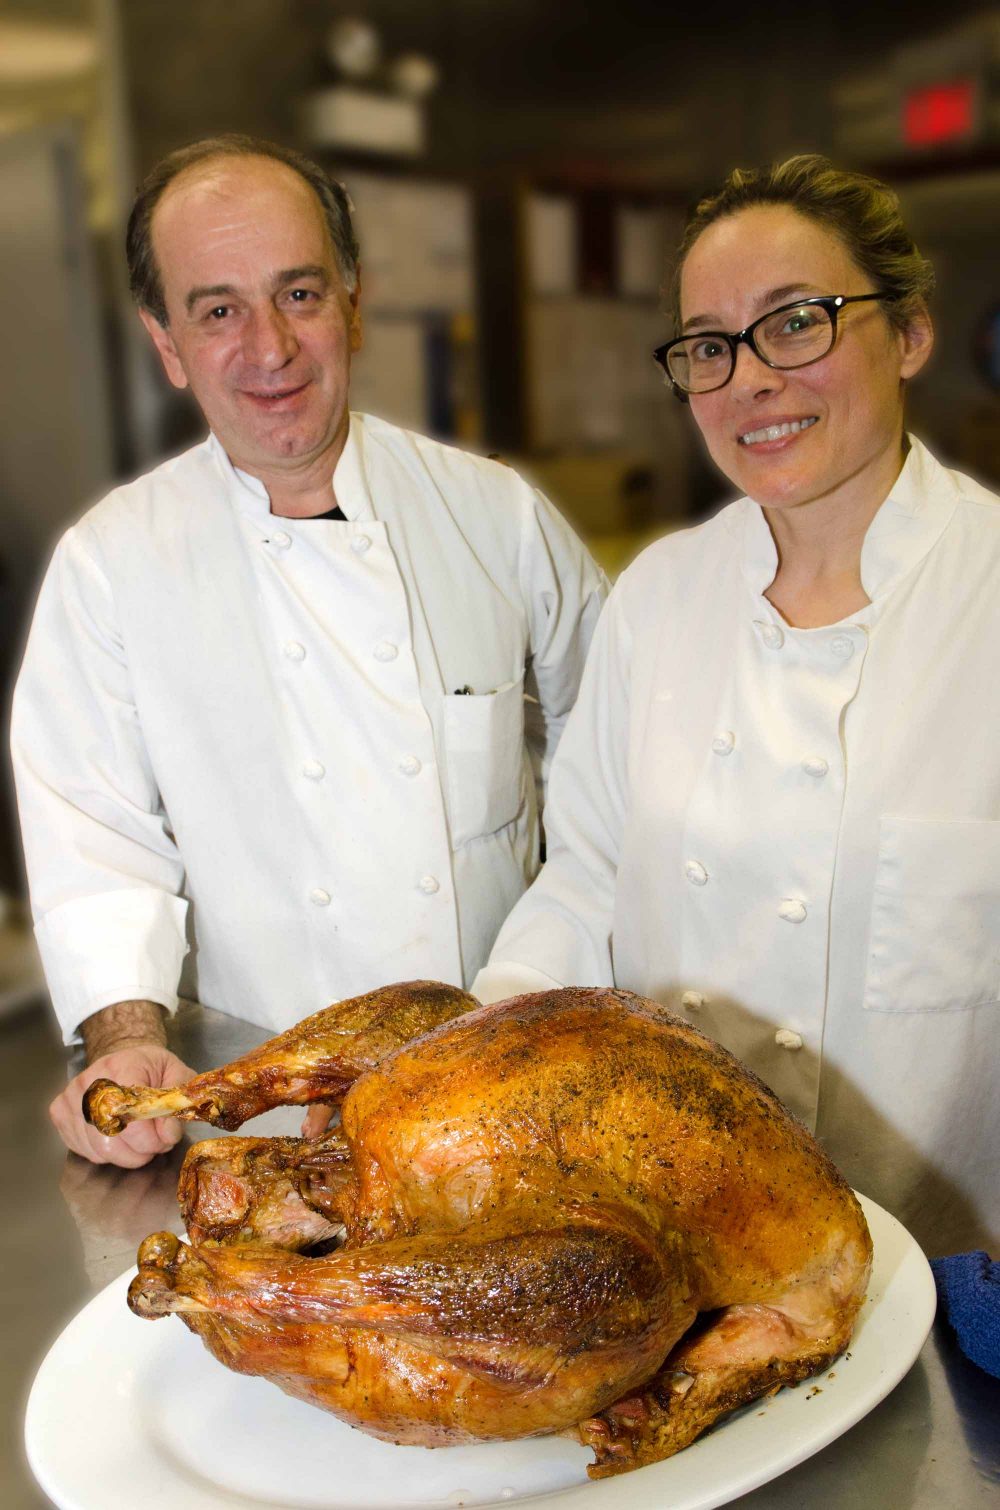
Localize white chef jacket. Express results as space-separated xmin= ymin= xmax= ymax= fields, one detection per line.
xmin=474 ymin=437 xmax=1000 ymax=1254
xmin=12 ymin=412 xmax=606 ymax=1046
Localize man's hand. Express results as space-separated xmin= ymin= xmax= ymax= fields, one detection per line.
xmin=50 ymin=1045 xmax=196 ymax=1166
xmin=50 ymin=1001 xmax=195 ymax=1168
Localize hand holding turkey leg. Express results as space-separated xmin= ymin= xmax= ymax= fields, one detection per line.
xmin=51 ymin=1002 xmax=194 ymax=1167
xmin=85 ymin=981 xmax=478 ymax=1135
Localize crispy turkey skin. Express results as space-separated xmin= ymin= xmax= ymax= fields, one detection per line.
xmin=90 ymin=984 xmax=872 ymax=1477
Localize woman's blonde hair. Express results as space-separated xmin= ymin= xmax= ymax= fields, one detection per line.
xmin=672 ymin=154 xmax=934 ymax=334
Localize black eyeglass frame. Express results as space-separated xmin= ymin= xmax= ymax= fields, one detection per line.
xmin=653 ymin=293 xmax=895 ymax=403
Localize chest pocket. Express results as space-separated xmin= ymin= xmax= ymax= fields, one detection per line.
xmin=864 ymin=817 xmax=1000 ymax=1013
xmin=442 ymin=677 xmax=527 ymax=848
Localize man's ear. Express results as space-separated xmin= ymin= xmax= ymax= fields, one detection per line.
xmin=138 ymin=307 xmax=189 ymax=390
xmin=348 ymin=268 xmax=363 ymax=355
xmin=898 ymin=306 xmax=934 ymax=382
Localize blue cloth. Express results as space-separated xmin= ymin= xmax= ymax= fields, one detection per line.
xmin=930 ymin=1251 xmax=1000 ymax=1379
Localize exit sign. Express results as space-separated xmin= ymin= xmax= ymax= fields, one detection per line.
xmin=903 ymin=79 xmax=977 ymax=146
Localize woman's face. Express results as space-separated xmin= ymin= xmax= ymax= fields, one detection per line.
xmin=678 ymin=204 xmax=932 ymax=513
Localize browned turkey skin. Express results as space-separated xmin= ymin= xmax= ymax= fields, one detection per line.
xmin=88 ymin=983 xmax=872 ymax=1478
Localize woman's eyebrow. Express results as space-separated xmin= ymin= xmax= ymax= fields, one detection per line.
xmin=682 ymin=284 xmax=825 ymax=333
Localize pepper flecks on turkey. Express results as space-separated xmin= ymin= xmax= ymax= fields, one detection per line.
xmin=94 ymin=983 xmax=872 ymax=1478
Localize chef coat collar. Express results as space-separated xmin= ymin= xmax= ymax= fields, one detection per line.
xmin=209 ymin=413 xmax=377 ymax=523
xmin=739 ymin=434 xmax=958 ymax=608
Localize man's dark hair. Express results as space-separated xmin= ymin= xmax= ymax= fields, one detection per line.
xmin=126 ymin=134 xmax=360 ymax=326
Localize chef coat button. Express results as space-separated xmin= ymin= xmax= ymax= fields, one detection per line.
xmin=775 ymin=1028 xmax=803 ymax=1051
xmin=351 ymin=533 xmax=372 ymax=555
xmin=399 ymin=754 xmax=422 ymax=776
xmin=802 ymin=755 xmax=829 ymax=777
xmin=778 ymin=898 xmax=807 ymax=924
xmin=283 ymin=640 xmax=306 ymax=662
xmin=681 ymin=990 xmax=706 ymax=1010
xmin=310 ymin=888 xmax=331 ymax=907
xmin=302 ymin=759 xmax=326 ymax=781
xmin=418 ymin=874 xmax=440 ymax=895
xmin=373 ymin=640 xmax=398 ymax=663
xmin=271 ymin=530 xmax=292 ymax=549
xmin=830 ymin=634 xmax=855 ymax=660
xmin=759 ymin=622 xmax=785 ymax=650
xmin=684 ymin=860 xmax=708 ymax=887
xmin=711 ymin=730 xmax=735 ymax=756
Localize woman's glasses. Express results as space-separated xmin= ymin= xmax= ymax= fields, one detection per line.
xmin=654 ymin=293 xmax=894 ymax=400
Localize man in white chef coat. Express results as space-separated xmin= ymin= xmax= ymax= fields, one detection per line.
xmin=11 ymin=135 xmax=606 ymax=1167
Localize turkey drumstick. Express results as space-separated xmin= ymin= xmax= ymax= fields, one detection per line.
xmin=129 ymin=1217 xmax=697 ymax=1443
xmin=84 ymin=981 xmax=477 ymax=1134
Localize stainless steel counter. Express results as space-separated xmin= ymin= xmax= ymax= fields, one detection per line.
xmin=4 ymin=999 xmax=998 ymax=1509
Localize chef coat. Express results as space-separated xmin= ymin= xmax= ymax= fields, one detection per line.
xmin=474 ymin=437 xmax=1000 ymax=1254
xmin=12 ymin=412 xmax=607 ymax=1046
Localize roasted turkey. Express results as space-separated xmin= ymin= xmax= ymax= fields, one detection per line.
xmin=84 ymin=983 xmax=872 ymax=1477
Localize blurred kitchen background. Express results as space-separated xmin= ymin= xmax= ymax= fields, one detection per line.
xmin=1 ymin=0 xmax=1000 ymax=981
xmin=4 ymin=3 xmax=1000 ymax=1502
xmin=3 ymin=0 xmax=1000 ymax=931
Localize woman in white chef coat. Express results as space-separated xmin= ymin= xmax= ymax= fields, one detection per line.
xmin=473 ymin=155 xmax=1000 ymax=1256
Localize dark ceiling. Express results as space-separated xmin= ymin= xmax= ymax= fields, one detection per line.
xmin=119 ymin=1 xmax=1000 ymax=193
xmin=297 ymin=0 xmax=997 ymax=104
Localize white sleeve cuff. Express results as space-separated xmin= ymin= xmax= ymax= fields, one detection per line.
xmin=34 ymin=888 xmax=190 ymax=1045
xmin=471 ymin=960 xmax=564 ymax=1005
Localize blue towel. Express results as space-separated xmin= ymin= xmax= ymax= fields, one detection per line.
xmin=930 ymin=1251 xmax=1000 ymax=1379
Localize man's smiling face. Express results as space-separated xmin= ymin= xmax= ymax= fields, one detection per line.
xmin=680 ymin=204 xmax=931 ymax=514
xmin=140 ymin=154 xmax=362 ymax=481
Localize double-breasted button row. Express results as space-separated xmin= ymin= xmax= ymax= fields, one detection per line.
xmin=754 ymin=619 xmax=867 ymax=663
xmin=287 ymin=637 xmax=399 ymax=663
xmin=710 ymin=729 xmax=829 ymax=779
xmin=302 ymin=755 xmax=422 ymax=784
xmin=685 ymin=862 xmax=809 ymax=925
xmin=268 ymin=530 xmax=373 ymax=553
xmin=311 ymin=874 xmax=441 ymax=906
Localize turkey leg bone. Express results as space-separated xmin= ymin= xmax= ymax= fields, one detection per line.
xmin=84 ymin=981 xmax=477 ymax=1134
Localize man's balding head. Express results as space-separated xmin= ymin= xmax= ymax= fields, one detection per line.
xmin=127 ymin=135 xmax=359 ymax=326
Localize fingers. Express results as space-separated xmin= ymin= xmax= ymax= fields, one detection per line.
xmin=60 ymin=1111 xmax=179 ymax=1168
xmin=301 ymin=1104 xmax=334 ymax=1139
xmin=154 ymin=1116 xmax=184 ymax=1149
xmin=49 ymin=1049 xmax=194 ymax=1167
xmin=50 ymin=1088 xmax=156 ymax=1167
